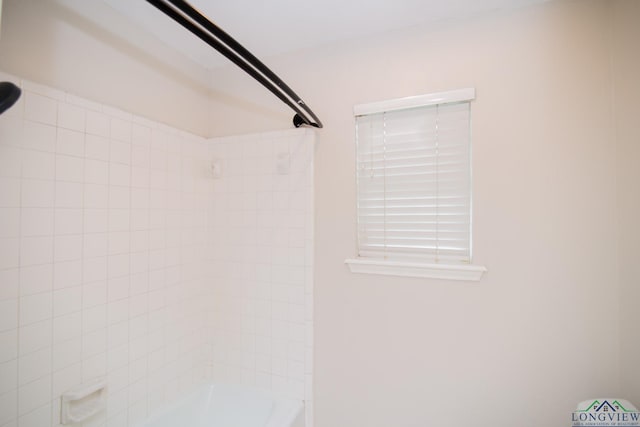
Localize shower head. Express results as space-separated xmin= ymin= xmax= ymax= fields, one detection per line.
xmin=0 ymin=82 xmax=22 ymax=115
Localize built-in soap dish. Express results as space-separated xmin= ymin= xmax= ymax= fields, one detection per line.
xmin=60 ymin=378 xmax=107 ymax=424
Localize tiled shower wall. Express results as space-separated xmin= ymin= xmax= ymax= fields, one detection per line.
xmin=206 ymin=129 xmax=315 ymax=425
xmin=0 ymin=72 xmax=212 ymax=427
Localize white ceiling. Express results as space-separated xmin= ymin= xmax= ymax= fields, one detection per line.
xmin=102 ymin=0 xmax=549 ymax=70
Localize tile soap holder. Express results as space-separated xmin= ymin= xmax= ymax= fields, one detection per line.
xmin=61 ymin=378 xmax=107 ymax=424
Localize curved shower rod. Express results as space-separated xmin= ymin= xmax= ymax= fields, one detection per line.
xmin=146 ymin=0 xmax=323 ymax=129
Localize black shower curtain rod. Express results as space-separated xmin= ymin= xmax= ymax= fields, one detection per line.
xmin=146 ymin=0 xmax=323 ymax=129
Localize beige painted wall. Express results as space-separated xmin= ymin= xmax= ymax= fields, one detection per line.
xmin=0 ymin=0 xmax=213 ymax=136
xmin=207 ymin=1 xmax=623 ymax=426
xmin=613 ymin=0 xmax=640 ymax=406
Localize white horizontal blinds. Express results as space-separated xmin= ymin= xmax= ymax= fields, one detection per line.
xmin=356 ymin=101 xmax=471 ymax=263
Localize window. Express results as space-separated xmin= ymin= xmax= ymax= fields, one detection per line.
xmin=345 ymin=89 xmax=486 ymax=281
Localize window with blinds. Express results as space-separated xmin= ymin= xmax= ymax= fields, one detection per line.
xmin=354 ymin=89 xmax=474 ymax=265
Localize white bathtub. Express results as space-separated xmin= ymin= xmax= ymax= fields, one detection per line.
xmin=136 ymin=384 xmax=305 ymax=427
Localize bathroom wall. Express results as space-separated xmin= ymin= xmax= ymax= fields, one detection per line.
xmin=613 ymin=0 xmax=640 ymax=406
xmin=0 ymin=0 xmax=213 ymax=136
xmin=204 ymin=1 xmax=625 ymax=426
xmin=0 ymin=72 xmax=211 ymax=427
xmin=205 ymin=129 xmax=315 ymax=426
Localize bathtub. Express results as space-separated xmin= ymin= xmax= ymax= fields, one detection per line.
xmin=136 ymin=383 xmax=305 ymax=427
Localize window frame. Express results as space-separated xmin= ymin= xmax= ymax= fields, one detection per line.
xmin=345 ymin=88 xmax=486 ymax=281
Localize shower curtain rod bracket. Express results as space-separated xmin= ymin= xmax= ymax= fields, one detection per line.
xmin=293 ymin=114 xmax=306 ymax=128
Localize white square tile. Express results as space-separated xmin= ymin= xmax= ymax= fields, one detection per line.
xmin=108 ymin=210 xmax=129 ymax=232
xmin=52 ymin=286 xmax=81 ymax=317
xmin=0 ymin=147 xmax=21 ymax=180
xmin=131 ymin=167 xmax=149 ymax=189
xmin=19 ymin=264 xmax=52 ymax=297
xmin=17 ymin=346 xmax=51 ymax=386
xmin=0 ymin=388 xmax=17 ymax=425
xmin=18 ymin=320 xmax=51 ymax=356
xmin=0 ymin=269 xmax=19 ymax=301
xmin=107 ymin=254 xmax=130 ymax=279
xmin=107 ymin=369 xmax=129 ymax=401
xmin=20 ymin=208 xmax=54 ymax=237
xmin=128 ymin=357 xmax=147 ymax=383
xmin=131 ymin=124 xmax=151 ymax=147
xmin=148 ymin=230 xmax=165 ymax=251
xmin=82 ymin=328 xmax=107 ymax=358
xmin=148 ymin=211 xmax=165 ymax=230
xmin=53 ymin=259 xmax=82 ymax=290
xmin=20 ymin=236 xmax=53 ymax=267
xmin=18 ymin=375 xmax=51 ymax=416
xmin=0 ymin=359 xmax=17 ymax=395
xmin=52 ymin=312 xmax=81 ymax=344
xmin=130 ymin=255 xmax=149 ymax=277
xmin=130 ymin=189 xmax=149 ymax=211
xmin=83 ymin=184 xmax=108 ymax=210
xmin=24 ymin=92 xmax=57 ymax=126
xmin=83 ymin=305 xmax=107 ymax=333
xmin=129 ymin=336 xmax=148 ymax=364
xmin=52 ymin=338 xmax=81 ymax=371
xmin=82 ymin=281 xmax=107 ymax=308
xmin=110 ymin=118 xmax=131 ymax=143
xmin=54 ymin=235 xmax=82 ymax=262
xmin=54 ymin=209 xmax=83 ymax=235
xmin=83 ymin=209 xmax=108 ymax=234
xmin=128 ymin=397 xmax=148 ymax=426
xmin=130 ymin=210 xmax=149 ymax=231
xmin=107 ymin=277 xmax=129 ymax=302
xmin=0 ymin=299 xmax=18 ymax=332
xmin=83 ymin=233 xmax=108 ymax=259
xmin=131 ymin=146 xmax=149 ymax=169
xmin=55 ymin=181 xmax=83 ymax=208
xmin=56 ymin=128 xmax=84 ymax=157
xmin=23 ymin=121 xmax=56 ymax=152
xmin=108 ymin=232 xmax=129 ymax=256
xmin=18 ymin=401 xmax=51 ymax=427
xmin=107 ymin=320 xmax=129 ymax=348
xmin=55 ymin=155 xmax=83 ymax=182
xmin=82 ymin=256 xmax=108 ymax=285
xmin=19 ymin=292 xmax=52 ymax=326
xmin=86 ymin=111 xmax=109 ymax=138
xmin=85 ymin=134 xmax=110 ymax=161
xmin=0 ymin=329 xmax=18 ymax=363
xmin=21 ymin=150 xmax=53 ymax=180
xmin=57 ymin=102 xmax=85 ymax=132
xmin=110 ymin=141 xmax=131 ymax=165
xmin=147 ymin=290 xmax=164 ymax=312
xmin=21 ymin=179 xmax=54 ymax=207
xmin=109 ymin=187 xmax=130 ymax=210
xmin=149 ymin=149 xmax=167 ymax=172
xmin=52 ymin=362 xmax=81 ymax=398
xmin=82 ymin=352 xmax=106 ymax=381
xmin=0 ymin=208 xmax=20 ymax=238
xmin=84 ymin=159 xmax=109 ymax=185
xmin=148 ymin=189 xmax=166 ymax=210
xmin=129 ymin=297 xmax=147 ymax=321
xmin=106 ymin=343 xmax=128 ymax=375
xmin=0 ymin=177 xmax=21 ymax=207
xmin=0 ymin=117 xmax=23 ymax=148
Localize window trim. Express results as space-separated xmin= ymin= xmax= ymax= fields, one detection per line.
xmin=344 ymin=258 xmax=486 ymax=281
xmin=353 ymin=88 xmax=476 ymax=116
xmin=348 ymin=88 xmax=486 ymax=281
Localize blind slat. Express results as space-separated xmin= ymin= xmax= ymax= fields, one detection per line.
xmin=356 ymin=100 xmax=472 ymax=264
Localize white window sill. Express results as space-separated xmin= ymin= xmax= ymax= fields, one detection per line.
xmin=344 ymin=258 xmax=487 ymax=281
